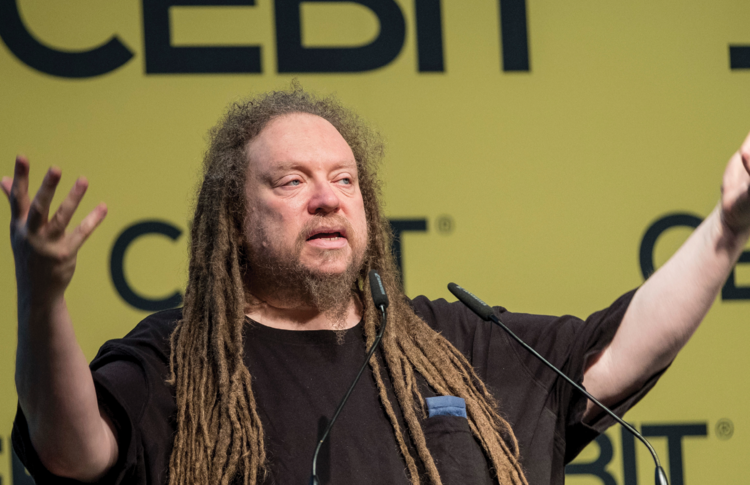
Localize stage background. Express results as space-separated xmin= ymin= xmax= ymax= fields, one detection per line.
xmin=1 ymin=1 xmax=749 ymax=483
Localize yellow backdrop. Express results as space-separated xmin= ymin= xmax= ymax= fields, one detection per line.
xmin=1 ymin=1 xmax=749 ymax=483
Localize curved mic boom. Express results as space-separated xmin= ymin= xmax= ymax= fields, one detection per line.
xmin=447 ymin=282 xmax=669 ymax=485
xmin=308 ymin=270 xmax=390 ymax=485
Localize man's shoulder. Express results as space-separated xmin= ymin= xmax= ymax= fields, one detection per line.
xmin=408 ymin=294 xmax=509 ymax=331
xmin=408 ymin=294 xmax=584 ymax=332
xmin=92 ymin=308 xmax=183 ymax=369
xmin=123 ymin=307 xmax=183 ymax=341
xmin=406 ymin=294 xmax=577 ymax=357
xmin=406 ymin=295 xmax=500 ymax=358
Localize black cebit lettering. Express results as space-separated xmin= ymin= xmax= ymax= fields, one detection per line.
xmin=414 ymin=0 xmax=444 ymax=72
xmin=639 ymin=213 xmax=702 ymax=279
xmin=730 ymin=46 xmax=750 ymax=69
xmin=722 ymin=250 xmax=750 ymax=300
xmin=111 ymin=218 xmax=424 ymax=311
xmin=143 ymin=0 xmax=261 ymax=74
xmin=110 ymin=221 xmax=183 ymax=311
xmin=639 ymin=213 xmax=750 ymax=301
xmin=642 ymin=423 xmax=707 ymax=485
xmin=388 ymin=219 xmax=428 ymax=287
xmin=621 ymin=425 xmax=638 ymax=485
xmin=498 ymin=0 xmax=530 ymax=71
xmin=0 ymin=0 xmax=133 ymax=78
xmin=275 ymin=0 xmax=406 ymax=73
xmin=564 ymin=434 xmax=617 ymax=485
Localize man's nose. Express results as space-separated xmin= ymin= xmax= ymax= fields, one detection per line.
xmin=307 ymin=181 xmax=340 ymax=214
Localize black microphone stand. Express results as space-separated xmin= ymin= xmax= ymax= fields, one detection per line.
xmin=448 ymin=283 xmax=668 ymax=485
xmin=309 ymin=271 xmax=390 ymax=485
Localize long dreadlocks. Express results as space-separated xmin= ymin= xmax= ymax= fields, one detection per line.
xmin=168 ymin=84 xmax=529 ymax=485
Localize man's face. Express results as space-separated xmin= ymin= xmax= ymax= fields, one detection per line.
xmin=243 ymin=113 xmax=368 ymax=286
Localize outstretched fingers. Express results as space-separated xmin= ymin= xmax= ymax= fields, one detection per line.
xmin=4 ymin=156 xmax=31 ymax=221
xmin=1 ymin=177 xmax=11 ymax=200
xmin=69 ymin=203 xmax=107 ymax=252
xmin=27 ymin=167 xmax=62 ymax=233
xmin=48 ymin=178 xmax=89 ymax=237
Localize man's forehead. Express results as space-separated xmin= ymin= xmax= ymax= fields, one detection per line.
xmin=246 ymin=113 xmax=357 ymax=174
xmin=262 ymin=158 xmax=358 ymax=174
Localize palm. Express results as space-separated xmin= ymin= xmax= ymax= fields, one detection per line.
xmin=1 ymin=156 xmax=107 ymax=299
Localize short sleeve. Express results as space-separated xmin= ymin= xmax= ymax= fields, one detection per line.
xmin=11 ymin=309 xmax=180 ymax=485
xmin=11 ymin=359 xmax=148 ymax=484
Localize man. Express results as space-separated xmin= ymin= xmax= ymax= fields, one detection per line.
xmin=4 ymin=87 xmax=750 ymax=485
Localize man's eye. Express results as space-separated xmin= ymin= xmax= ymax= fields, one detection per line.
xmin=338 ymin=178 xmax=352 ymax=185
xmin=286 ymin=180 xmax=301 ymax=186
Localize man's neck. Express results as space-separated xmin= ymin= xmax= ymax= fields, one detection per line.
xmin=244 ymin=294 xmax=363 ymax=331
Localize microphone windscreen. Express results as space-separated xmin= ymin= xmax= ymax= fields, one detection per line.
xmin=369 ymin=270 xmax=389 ymax=309
xmin=448 ymin=283 xmax=495 ymax=321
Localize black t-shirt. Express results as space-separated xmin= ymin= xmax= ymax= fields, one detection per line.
xmin=13 ymin=290 xmax=661 ymax=485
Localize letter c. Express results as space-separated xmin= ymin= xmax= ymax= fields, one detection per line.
xmin=639 ymin=213 xmax=750 ymax=301
xmin=110 ymin=221 xmax=183 ymax=311
xmin=0 ymin=0 xmax=133 ymax=78
xmin=639 ymin=213 xmax=702 ymax=279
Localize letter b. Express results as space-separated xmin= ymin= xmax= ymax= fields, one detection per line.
xmin=275 ymin=0 xmax=406 ymax=72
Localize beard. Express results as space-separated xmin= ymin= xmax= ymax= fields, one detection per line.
xmin=245 ymin=213 xmax=367 ymax=331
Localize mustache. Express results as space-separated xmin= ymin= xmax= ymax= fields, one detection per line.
xmin=296 ymin=214 xmax=355 ymax=247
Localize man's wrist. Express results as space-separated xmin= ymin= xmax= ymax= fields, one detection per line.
xmin=24 ymin=294 xmax=67 ymax=327
xmin=713 ymin=204 xmax=750 ymax=253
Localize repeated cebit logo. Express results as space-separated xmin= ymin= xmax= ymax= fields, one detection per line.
xmin=640 ymin=213 xmax=750 ymax=301
xmin=1 ymin=0 xmax=749 ymax=78
xmin=109 ymin=218 xmax=429 ymax=311
xmin=565 ymin=421 xmax=727 ymax=485
xmin=109 ymin=212 xmax=750 ymax=311
xmin=0 ymin=0 xmax=531 ymax=78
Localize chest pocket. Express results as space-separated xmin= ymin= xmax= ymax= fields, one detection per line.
xmin=423 ymin=397 xmax=495 ymax=485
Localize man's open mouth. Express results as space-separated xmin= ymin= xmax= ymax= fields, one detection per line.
xmin=307 ymin=231 xmax=345 ymax=241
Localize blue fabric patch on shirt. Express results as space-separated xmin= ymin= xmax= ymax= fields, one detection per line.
xmin=425 ymin=396 xmax=467 ymax=418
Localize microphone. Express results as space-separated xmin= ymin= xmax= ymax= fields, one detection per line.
xmin=369 ymin=270 xmax=389 ymax=310
xmin=447 ymin=283 xmax=669 ymax=485
xmin=309 ymin=270 xmax=390 ymax=485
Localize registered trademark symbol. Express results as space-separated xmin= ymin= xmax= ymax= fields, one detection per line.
xmin=437 ymin=215 xmax=454 ymax=234
xmin=715 ymin=418 xmax=734 ymax=440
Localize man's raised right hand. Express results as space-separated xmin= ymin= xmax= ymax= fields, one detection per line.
xmin=1 ymin=155 xmax=107 ymax=307
xmin=2 ymin=156 xmax=118 ymax=481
